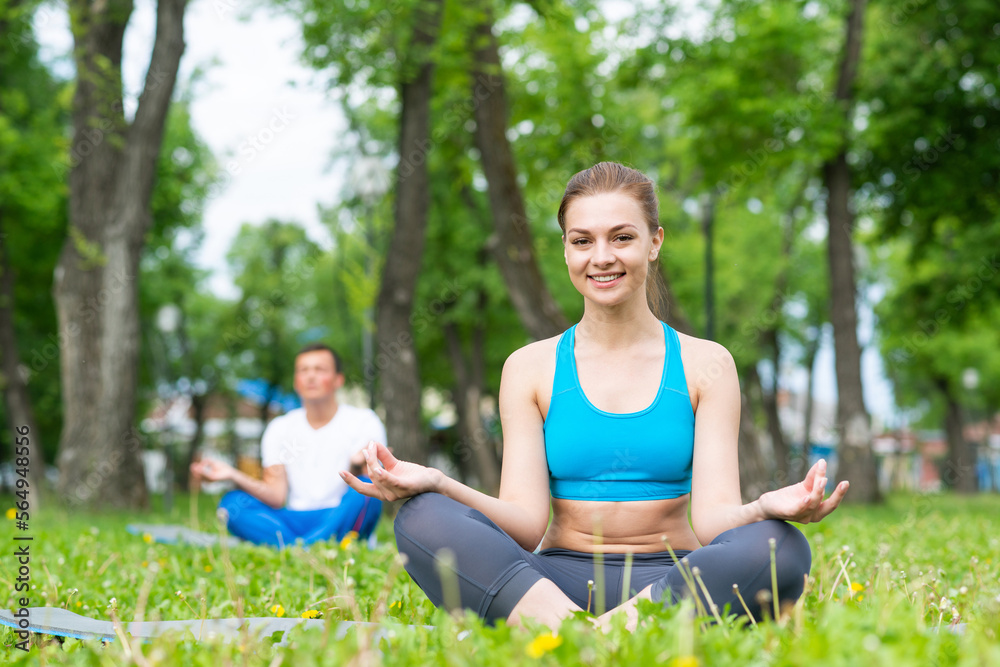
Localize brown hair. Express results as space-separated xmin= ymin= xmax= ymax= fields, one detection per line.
xmin=296 ymin=342 xmax=342 ymax=374
xmin=557 ymin=162 xmax=670 ymax=320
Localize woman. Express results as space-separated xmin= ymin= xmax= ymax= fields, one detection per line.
xmin=341 ymin=162 xmax=849 ymax=629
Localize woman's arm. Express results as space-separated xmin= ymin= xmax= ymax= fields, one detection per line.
xmin=341 ymin=344 xmax=553 ymax=550
xmin=688 ymin=342 xmax=848 ymax=545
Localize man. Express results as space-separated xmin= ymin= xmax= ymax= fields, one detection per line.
xmin=190 ymin=343 xmax=384 ymax=546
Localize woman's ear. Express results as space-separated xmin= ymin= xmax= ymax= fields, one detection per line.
xmin=649 ymin=226 xmax=664 ymax=261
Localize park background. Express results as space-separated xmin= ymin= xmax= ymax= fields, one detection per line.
xmin=2 ymin=0 xmax=1000 ymax=664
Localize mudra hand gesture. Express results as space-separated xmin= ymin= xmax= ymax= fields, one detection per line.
xmin=341 ymin=441 xmax=441 ymax=502
xmin=757 ymin=459 xmax=849 ymax=524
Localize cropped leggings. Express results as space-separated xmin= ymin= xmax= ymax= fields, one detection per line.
xmin=394 ymin=493 xmax=811 ymax=624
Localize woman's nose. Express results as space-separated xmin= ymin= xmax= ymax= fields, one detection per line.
xmin=591 ymin=240 xmax=615 ymax=265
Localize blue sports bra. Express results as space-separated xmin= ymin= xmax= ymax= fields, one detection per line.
xmin=543 ymin=322 xmax=695 ymax=501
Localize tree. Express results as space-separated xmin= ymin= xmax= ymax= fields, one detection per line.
xmin=876 ymin=232 xmax=1000 ymax=492
xmin=862 ymin=0 xmax=1000 ymax=491
xmin=54 ymin=0 xmax=189 ymax=508
xmin=0 ymin=0 xmax=70 ymax=500
xmin=821 ymin=0 xmax=880 ymax=502
xmin=371 ymin=0 xmax=445 ymax=466
xmin=285 ymin=0 xmax=446 ymax=464
xmin=467 ymin=0 xmax=568 ymax=340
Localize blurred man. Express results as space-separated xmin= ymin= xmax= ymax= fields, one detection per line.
xmin=191 ymin=343 xmax=384 ymax=546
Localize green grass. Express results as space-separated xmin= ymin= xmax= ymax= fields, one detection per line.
xmin=2 ymin=492 xmax=999 ymax=665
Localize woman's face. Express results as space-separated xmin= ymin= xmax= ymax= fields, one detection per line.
xmin=562 ymin=192 xmax=663 ymax=310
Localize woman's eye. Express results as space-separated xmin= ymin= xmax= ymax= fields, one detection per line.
xmin=614 ymin=235 xmax=634 ymax=242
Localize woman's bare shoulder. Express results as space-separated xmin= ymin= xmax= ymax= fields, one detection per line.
xmin=500 ymin=334 xmax=564 ymax=412
xmin=674 ymin=330 xmax=738 ymax=388
xmin=503 ymin=334 xmax=563 ymax=373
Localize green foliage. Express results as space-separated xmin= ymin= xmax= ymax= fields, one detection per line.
xmin=222 ymin=220 xmax=322 ymax=398
xmin=0 ymin=0 xmax=71 ymax=464
xmin=1 ymin=493 xmax=998 ymax=663
xmin=861 ymin=1 xmax=1000 ymax=416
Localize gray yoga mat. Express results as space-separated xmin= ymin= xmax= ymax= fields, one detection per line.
xmin=126 ymin=523 xmax=242 ymax=548
xmin=0 ymin=607 xmax=411 ymax=645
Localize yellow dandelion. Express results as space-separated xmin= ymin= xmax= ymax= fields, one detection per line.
xmin=143 ymin=533 xmax=154 ymax=544
xmin=390 ymin=601 xmax=402 ymax=610
xmin=142 ymin=561 xmax=149 ymax=568
xmin=339 ymin=531 xmax=359 ymax=550
xmin=76 ymin=601 xmax=82 ymax=608
xmin=670 ymin=657 xmax=700 ymax=667
xmin=526 ymin=632 xmax=562 ymax=658
xmin=204 ymin=565 xmax=213 ymax=573
xmin=270 ymin=604 xmax=285 ymax=618
xmin=857 ymin=594 xmax=865 ymax=602
xmin=5 ymin=508 xmax=16 ymax=520
xmin=850 ymin=582 xmax=865 ymax=593
xmin=301 ymin=609 xmax=320 ymax=619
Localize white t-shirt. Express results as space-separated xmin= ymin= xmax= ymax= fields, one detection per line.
xmin=260 ymin=405 xmax=387 ymax=511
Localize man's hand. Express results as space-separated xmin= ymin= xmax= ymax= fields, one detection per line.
xmin=190 ymin=458 xmax=237 ymax=483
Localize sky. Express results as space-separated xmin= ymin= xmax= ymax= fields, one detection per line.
xmin=34 ymin=0 xmax=898 ymax=427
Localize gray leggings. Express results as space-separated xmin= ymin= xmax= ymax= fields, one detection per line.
xmin=394 ymin=493 xmax=811 ymax=624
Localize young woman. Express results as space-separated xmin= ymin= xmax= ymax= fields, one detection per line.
xmin=341 ymin=162 xmax=849 ymax=629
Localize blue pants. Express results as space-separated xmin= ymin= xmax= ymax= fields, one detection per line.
xmin=219 ymin=485 xmax=382 ymax=547
xmin=394 ymin=493 xmax=811 ymax=623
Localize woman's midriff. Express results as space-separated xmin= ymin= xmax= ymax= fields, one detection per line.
xmin=540 ymin=495 xmax=701 ymax=553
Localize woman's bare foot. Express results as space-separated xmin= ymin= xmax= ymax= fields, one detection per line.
xmin=507 ymin=579 xmax=583 ymax=631
xmin=595 ymin=584 xmax=653 ymax=633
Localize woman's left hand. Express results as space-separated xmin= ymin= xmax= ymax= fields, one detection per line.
xmin=757 ymin=459 xmax=849 ymax=524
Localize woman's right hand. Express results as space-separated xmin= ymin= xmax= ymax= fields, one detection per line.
xmin=339 ymin=441 xmax=443 ymax=502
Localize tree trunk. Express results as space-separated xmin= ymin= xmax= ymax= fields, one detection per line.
xmin=374 ymin=0 xmax=444 ymax=466
xmin=758 ymin=183 xmax=807 ymax=484
xmin=757 ymin=336 xmax=791 ymax=485
xmin=738 ymin=382 xmax=771 ymax=503
xmin=185 ymin=392 xmax=207 ymax=481
xmin=823 ymin=0 xmax=879 ymax=503
xmin=54 ymin=0 xmax=187 ymax=508
xmin=443 ymin=313 xmax=501 ymax=495
xmin=701 ymin=194 xmax=716 ymax=341
xmin=0 ymin=211 xmax=45 ymax=505
xmin=937 ymin=378 xmax=977 ymax=493
xmin=799 ymin=335 xmax=821 ymax=480
xmin=469 ymin=2 xmax=569 ymax=341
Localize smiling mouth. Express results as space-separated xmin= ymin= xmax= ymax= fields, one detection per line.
xmin=590 ymin=273 xmax=623 ymax=283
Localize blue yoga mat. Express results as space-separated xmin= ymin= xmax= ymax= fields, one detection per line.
xmin=0 ymin=607 xmax=419 ymax=646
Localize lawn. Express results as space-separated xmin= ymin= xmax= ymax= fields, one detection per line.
xmin=2 ymin=492 xmax=998 ymax=665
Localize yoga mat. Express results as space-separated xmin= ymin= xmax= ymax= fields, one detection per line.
xmin=0 ymin=607 xmax=414 ymax=646
xmin=126 ymin=524 xmax=378 ymax=549
xmin=126 ymin=523 xmax=242 ymax=548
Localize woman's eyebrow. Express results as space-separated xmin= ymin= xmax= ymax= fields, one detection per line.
xmin=565 ymin=223 xmax=640 ymax=235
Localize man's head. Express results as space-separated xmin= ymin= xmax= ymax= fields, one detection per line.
xmin=293 ymin=343 xmax=344 ymax=402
